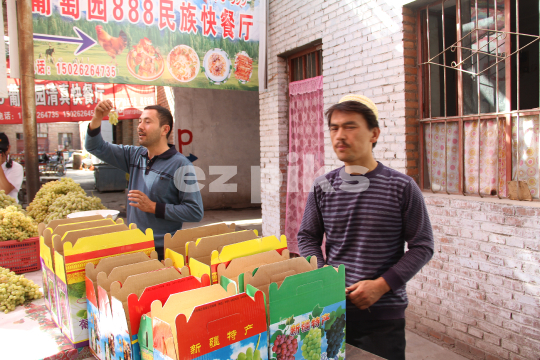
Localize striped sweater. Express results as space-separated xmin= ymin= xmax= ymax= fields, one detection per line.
xmin=297 ymin=162 xmax=434 ymax=320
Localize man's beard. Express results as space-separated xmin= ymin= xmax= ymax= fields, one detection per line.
xmin=139 ymin=131 xmax=161 ymax=147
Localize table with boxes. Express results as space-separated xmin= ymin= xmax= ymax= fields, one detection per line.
xmin=34 ymin=215 xmax=377 ymax=360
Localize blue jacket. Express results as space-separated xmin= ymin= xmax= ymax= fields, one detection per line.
xmin=85 ymin=126 xmax=204 ymax=248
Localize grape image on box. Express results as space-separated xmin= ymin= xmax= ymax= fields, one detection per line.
xmin=302 ymin=329 xmax=321 ymax=360
xmin=273 ymin=334 xmax=298 ymax=360
xmin=268 ymin=302 xmax=346 ymax=360
xmin=326 ymin=314 xmax=345 ymax=358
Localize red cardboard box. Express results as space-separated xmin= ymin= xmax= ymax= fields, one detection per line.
xmin=148 ymin=283 xmax=268 ymax=360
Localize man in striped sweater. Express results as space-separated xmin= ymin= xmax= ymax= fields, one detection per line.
xmin=298 ymin=94 xmax=434 ymax=360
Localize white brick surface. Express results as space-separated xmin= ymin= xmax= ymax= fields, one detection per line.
xmin=260 ymin=0 xmax=409 ymax=237
xmin=259 ymin=2 xmax=540 ymax=360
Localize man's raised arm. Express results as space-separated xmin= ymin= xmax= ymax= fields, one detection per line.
xmin=85 ymin=100 xmax=136 ymax=173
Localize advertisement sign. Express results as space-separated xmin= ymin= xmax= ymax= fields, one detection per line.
xmin=32 ymin=0 xmax=261 ymax=91
xmin=0 ymin=78 xmax=155 ymax=124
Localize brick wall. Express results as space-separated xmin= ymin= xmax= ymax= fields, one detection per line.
xmin=0 ymin=123 xmax=81 ymax=151
xmin=262 ymin=1 xmax=540 ymax=360
xmin=114 ymin=121 xmax=122 ymax=144
xmin=1 ymin=125 xmax=18 ymax=150
xmin=402 ymin=7 xmax=420 ymax=182
xmin=126 ymin=85 xmax=172 ymax=147
xmin=156 ymin=86 xmax=176 ymax=145
xmin=47 ymin=123 xmax=82 ymax=150
xmin=261 ymin=0 xmax=413 ymax=237
xmin=321 ymin=2 xmax=412 ymax=176
xmin=157 ymin=86 xmax=170 ymax=111
xmin=120 ymin=119 xmax=132 ymax=145
xmin=407 ymin=195 xmax=540 ymax=360
xmin=132 ymin=119 xmax=140 ymax=146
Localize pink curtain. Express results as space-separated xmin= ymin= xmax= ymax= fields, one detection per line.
xmin=463 ymin=120 xmax=506 ymax=196
xmin=512 ymin=115 xmax=539 ymax=199
xmin=424 ymin=123 xmax=460 ymax=193
xmin=285 ymin=76 xmax=324 ymax=254
xmin=424 ymin=120 xmax=508 ymax=197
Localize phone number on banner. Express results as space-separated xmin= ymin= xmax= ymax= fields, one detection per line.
xmin=55 ymin=63 xmax=117 ymax=78
xmin=36 ymin=111 xmax=60 ymax=119
xmin=63 ymin=110 xmax=95 ymax=118
xmin=33 ymin=110 xmax=95 ymax=119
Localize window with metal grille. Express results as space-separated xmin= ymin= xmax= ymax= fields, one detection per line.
xmin=288 ymin=46 xmax=323 ymax=82
xmin=418 ymin=0 xmax=540 ymax=199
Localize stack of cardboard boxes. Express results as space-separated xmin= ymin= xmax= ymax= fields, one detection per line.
xmin=39 ymin=219 xmax=346 ymax=360
xmin=39 ymin=216 xmax=154 ymax=348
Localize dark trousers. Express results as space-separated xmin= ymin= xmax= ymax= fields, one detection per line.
xmin=155 ymin=246 xmax=164 ymax=261
xmin=346 ymin=318 xmax=406 ymax=360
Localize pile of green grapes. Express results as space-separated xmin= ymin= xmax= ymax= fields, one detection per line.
xmin=0 ymin=206 xmax=38 ymax=241
xmin=26 ymin=178 xmax=87 ymax=223
xmin=0 ymin=266 xmax=42 ymax=313
xmin=0 ymin=190 xmax=21 ymax=210
xmin=326 ymin=313 xmax=346 ymax=358
xmin=44 ymin=192 xmax=106 ymax=224
xmin=236 ymin=347 xmax=261 ymax=360
xmin=301 ymin=328 xmax=322 ymax=360
xmin=26 ymin=178 xmax=105 ymax=224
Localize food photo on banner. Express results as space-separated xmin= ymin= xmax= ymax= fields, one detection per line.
xmin=0 ymin=78 xmax=156 ymax=124
xmin=32 ymin=0 xmax=261 ymax=91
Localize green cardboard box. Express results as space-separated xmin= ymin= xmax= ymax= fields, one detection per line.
xmin=245 ymin=258 xmax=347 ymax=360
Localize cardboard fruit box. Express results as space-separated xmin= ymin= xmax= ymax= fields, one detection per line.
xmin=186 ymin=230 xmax=258 ymax=263
xmin=51 ymin=223 xmax=130 ymax=330
xmin=87 ymin=261 xmax=202 ymax=360
xmin=51 ymin=223 xmax=155 ymax=347
xmin=164 ymin=223 xmax=236 ymax=269
xmin=86 ymin=251 xmax=162 ymax=359
xmin=85 ymin=251 xmax=161 ymax=304
xmin=147 ymin=283 xmax=268 ymax=360
xmin=126 ymin=274 xmax=211 ymax=360
xmin=148 ymin=283 xmax=236 ymax=360
xmin=166 ymin=229 xmax=257 ymax=279
xmin=39 ymin=217 xmax=124 ymax=327
xmin=245 ymin=258 xmax=347 ymax=360
xmin=38 ymin=215 xmax=115 ymax=289
xmin=37 ymin=215 xmax=106 ymax=238
xmin=217 ymin=249 xmax=290 ymax=293
xmin=187 ymin=231 xmax=287 ymax=284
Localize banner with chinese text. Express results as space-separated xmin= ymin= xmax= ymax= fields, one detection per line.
xmin=32 ymin=0 xmax=261 ymax=91
xmin=0 ymin=78 xmax=156 ymax=124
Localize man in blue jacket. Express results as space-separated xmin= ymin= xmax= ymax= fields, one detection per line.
xmin=86 ymin=100 xmax=204 ymax=259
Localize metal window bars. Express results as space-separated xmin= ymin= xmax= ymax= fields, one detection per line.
xmin=420 ymin=28 xmax=540 ymax=78
xmin=418 ymin=0 xmax=540 ymax=200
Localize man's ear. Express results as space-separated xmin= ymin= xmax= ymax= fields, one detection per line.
xmin=162 ymin=125 xmax=170 ymax=137
xmin=371 ymin=127 xmax=381 ymax=144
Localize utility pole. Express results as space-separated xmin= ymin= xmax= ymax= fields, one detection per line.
xmin=17 ymin=0 xmax=39 ymax=202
